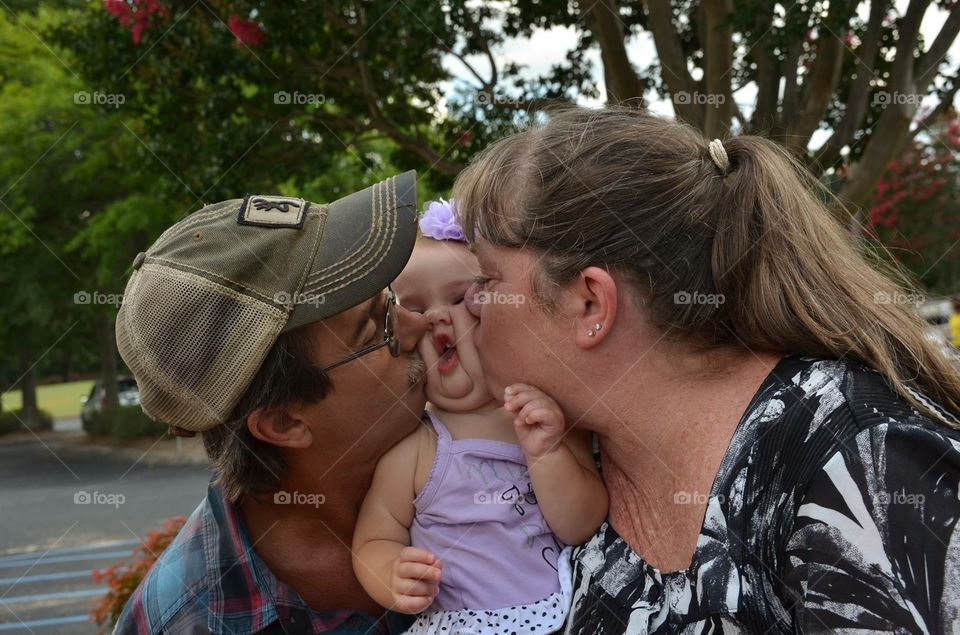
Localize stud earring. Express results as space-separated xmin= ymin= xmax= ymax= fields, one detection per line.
xmin=587 ymin=328 xmax=596 ymax=337
xmin=594 ymin=323 xmax=603 ymax=331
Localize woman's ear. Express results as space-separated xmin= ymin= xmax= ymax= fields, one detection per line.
xmin=571 ymin=266 xmax=618 ymax=350
xmin=247 ymin=406 xmax=313 ymax=449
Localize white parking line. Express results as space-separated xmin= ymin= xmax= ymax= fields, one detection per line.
xmin=0 ymin=551 xmax=130 ymax=570
xmin=0 ymin=588 xmax=104 ymax=605
xmin=0 ymin=540 xmax=139 ymax=563
xmin=0 ymin=614 xmax=89 ymax=631
xmin=0 ymin=571 xmax=93 ymax=586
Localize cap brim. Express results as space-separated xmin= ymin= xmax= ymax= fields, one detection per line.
xmin=283 ymin=170 xmax=418 ymax=333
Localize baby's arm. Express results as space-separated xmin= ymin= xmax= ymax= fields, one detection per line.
xmin=352 ymin=426 xmax=443 ymax=614
xmin=504 ymin=383 xmax=609 ymax=545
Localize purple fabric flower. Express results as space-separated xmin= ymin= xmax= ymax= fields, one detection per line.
xmin=419 ymin=198 xmax=466 ymax=242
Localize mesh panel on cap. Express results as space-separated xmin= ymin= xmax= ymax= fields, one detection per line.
xmin=116 ymin=263 xmax=286 ymax=431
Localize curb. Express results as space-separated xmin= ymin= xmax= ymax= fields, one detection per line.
xmin=0 ymin=431 xmax=209 ymax=467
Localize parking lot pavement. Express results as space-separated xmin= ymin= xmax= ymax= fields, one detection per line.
xmin=0 ymin=436 xmax=210 ymax=633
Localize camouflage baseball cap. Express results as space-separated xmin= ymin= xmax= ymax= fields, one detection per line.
xmin=116 ymin=170 xmax=417 ymax=432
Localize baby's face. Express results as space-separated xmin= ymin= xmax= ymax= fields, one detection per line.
xmin=392 ymin=239 xmax=492 ymax=411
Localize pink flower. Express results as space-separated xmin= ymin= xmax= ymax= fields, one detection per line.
xmin=228 ymin=15 xmax=265 ymax=47
xmin=104 ymin=0 xmax=167 ymax=45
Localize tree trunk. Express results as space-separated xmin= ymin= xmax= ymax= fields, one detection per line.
xmin=838 ymin=104 xmax=913 ymax=209
xmin=749 ymin=3 xmax=779 ymax=134
xmin=810 ymin=0 xmax=888 ymax=174
xmin=838 ymin=0 xmax=929 ymax=208
xmin=18 ymin=349 xmax=40 ymax=427
xmin=701 ymin=0 xmax=734 ymax=138
xmin=645 ymin=0 xmax=700 ymax=126
xmin=785 ymin=30 xmax=845 ymax=154
xmin=98 ymin=312 xmax=119 ymax=411
xmin=582 ymin=0 xmax=644 ymax=104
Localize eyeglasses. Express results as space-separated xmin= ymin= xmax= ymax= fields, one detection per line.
xmin=320 ymin=288 xmax=399 ymax=374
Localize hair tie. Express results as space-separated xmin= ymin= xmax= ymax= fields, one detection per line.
xmin=708 ymin=139 xmax=730 ymax=175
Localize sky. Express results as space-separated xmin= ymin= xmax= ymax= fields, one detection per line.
xmin=439 ymin=1 xmax=959 ymax=150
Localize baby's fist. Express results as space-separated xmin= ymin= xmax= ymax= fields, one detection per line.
xmin=389 ymin=547 xmax=442 ymax=614
xmin=504 ymin=383 xmax=566 ymax=459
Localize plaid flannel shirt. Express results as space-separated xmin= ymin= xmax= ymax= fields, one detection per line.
xmin=113 ymin=482 xmax=413 ymax=634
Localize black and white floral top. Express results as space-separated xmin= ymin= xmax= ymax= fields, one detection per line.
xmin=564 ymin=355 xmax=960 ymax=634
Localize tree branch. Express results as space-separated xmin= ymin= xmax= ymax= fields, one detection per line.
xmin=811 ymin=0 xmax=889 ymax=174
xmin=908 ymin=69 xmax=960 ymax=144
xmin=786 ymin=2 xmax=850 ymax=154
xmin=748 ymin=3 xmax=779 ymax=133
xmin=355 ymin=58 xmax=463 ymax=175
xmin=644 ymin=0 xmax=699 ymax=123
xmin=701 ymin=0 xmax=734 ymax=137
xmin=580 ymin=0 xmax=644 ymax=103
xmin=777 ymin=38 xmax=803 ymax=138
xmin=838 ymin=0 xmax=931 ymax=207
xmin=916 ymin=2 xmax=960 ymax=90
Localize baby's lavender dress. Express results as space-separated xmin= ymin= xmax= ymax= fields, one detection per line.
xmin=407 ymin=409 xmax=574 ymax=634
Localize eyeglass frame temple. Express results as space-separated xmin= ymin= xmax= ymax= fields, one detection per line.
xmin=319 ymin=288 xmax=399 ymax=374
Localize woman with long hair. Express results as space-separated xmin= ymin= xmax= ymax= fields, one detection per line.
xmin=453 ymin=106 xmax=960 ymax=633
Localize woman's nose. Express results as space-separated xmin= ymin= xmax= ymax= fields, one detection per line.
xmin=464 ymin=282 xmax=482 ymax=319
xmin=395 ymin=305 xmax=428 ymax=353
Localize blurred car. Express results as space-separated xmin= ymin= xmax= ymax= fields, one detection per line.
xmin=80 ymin=376 xmax=140 ymax=425
xmin=918 ymin=298 xmax=960 ymax=365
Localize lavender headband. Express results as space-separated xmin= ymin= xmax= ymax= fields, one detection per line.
xmin=419 ymin=198 xmax=466 ymax=242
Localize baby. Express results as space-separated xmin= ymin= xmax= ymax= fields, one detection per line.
xmin=352 ymin=200 xmax=608 ymax=634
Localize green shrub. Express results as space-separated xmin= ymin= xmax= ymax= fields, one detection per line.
xmin=0 ymin=409 xmax=53 ymax=435
xmin=84 ymin=407 xmax=168 ymax=440
xmin=82 ymin=408 xmax=111 ymax=437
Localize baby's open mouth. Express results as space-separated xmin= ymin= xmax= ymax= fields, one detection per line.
xmin=433 ymin=332 xmax=459 ymax=374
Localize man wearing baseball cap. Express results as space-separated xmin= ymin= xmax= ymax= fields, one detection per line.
xmin=113 ymin=171 xmax=428 ymax=634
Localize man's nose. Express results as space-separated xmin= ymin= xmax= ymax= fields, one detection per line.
xmin=395 ymin=305 xmax=428 ymax=353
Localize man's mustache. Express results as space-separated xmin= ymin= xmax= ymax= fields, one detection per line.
xmin=407 ymin=352 xmax=426 ymax=386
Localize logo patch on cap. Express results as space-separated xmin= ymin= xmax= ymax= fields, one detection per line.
xmin=238 ymin=195 xmax=307 ymax=229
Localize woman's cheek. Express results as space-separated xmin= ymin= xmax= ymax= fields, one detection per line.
xmin=464 ymin=282 xmax=482 ymax=318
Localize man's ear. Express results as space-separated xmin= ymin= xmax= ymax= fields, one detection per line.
xmin=247 ymin=406 xmax=313 ymax=449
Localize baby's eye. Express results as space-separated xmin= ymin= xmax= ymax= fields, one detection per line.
xmin=453 ymin=295 xmax=464 ymax=305
xmin=473 ymin=275 xmax=491 ymax=288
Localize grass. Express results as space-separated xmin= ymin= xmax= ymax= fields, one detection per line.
xmin=1 ymin=380 xmax=95 ymax=420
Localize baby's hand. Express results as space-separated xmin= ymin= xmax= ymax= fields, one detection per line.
xmin=504 ymin=383 xmax=566 ymax=460
xmin=389 ymin=546 xmax=443 ymax=614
